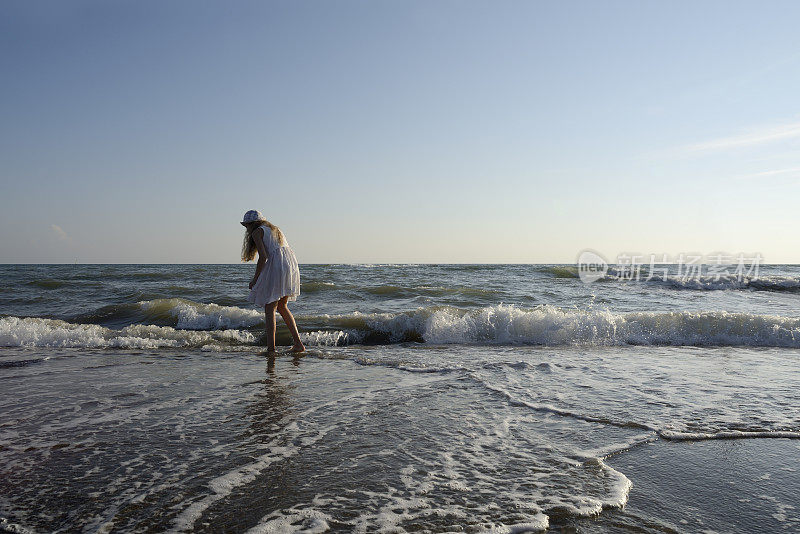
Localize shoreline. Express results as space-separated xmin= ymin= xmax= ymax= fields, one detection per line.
xmin=551 ymin=436 xmax=800 ymax=532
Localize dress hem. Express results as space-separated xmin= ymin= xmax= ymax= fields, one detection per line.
xmin=247 ymin=292 xmax=299 ymax=307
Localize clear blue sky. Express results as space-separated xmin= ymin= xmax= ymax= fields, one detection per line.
xmin=2 ymin=0 xmax=800 ymax=263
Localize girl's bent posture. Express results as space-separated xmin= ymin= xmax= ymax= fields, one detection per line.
xmin=241 ymin=210 xmax=305 ymax=353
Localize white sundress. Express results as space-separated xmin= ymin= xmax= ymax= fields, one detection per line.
xmin=247 ymin=225 xmax=301 ymax=306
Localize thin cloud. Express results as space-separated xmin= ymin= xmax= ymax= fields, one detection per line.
xmin=739 ymin=166 xmax=800 ymax=179
xmin=686 ymin=121 xmax=800 ymax=152
xmin=50 ymin=224 xmax=71 ymax=242
xmin=732 ymin=167 xmax=800 ymax=188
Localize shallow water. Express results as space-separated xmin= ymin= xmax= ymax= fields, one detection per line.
xmin=1 ymin=264 xmax=799 ymax=531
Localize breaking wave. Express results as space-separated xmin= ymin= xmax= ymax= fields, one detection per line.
xmin=645 ymin=274 xmax=800 ymax=292
xmin=302 ymin=304 xmax=800 ymax=348
xmin=578 ymin=270 xmax=800 ymax=292
xmin=6 ymin=300 xmax=800 ymax=349
xmin=534 ymin=264 xmax=800 ymax=292
xmin=73 ymin=298 xmax=264 ymax=330
xmin=0 ymin=316 xmax=255 ymax=350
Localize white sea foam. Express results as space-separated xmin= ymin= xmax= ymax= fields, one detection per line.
xmin=172 ymin=390 xmax=374 ymax=531
xmin=592 ymin=458 xmax=633 ymax=510
xmin=172 ymin=443 xmax=305 ymax=531
xmin=659 ymin=429 xmax=800 ymax=441
xmin=424 ymin=305 xmax=800 ymax=347
xmin=472 ymin=372 xmax=800 ymax=449
xmin=538 ymin=459 xmax=632 ymax=518
xmin=470 ymin=376 xmax=657 ymax=433
xmin=490 ymin=518 xmax=550 ymax=533
xmin=0 ymin=316 xmax=255 ymax=349
xmin=6 ymin=303 xmax=800 ymax=350
xmin=575 ymin=433 xmax=660 ymax=459
xmin=300 ymin=329 xmax=359 ymax=346
xmin=245 ymin=497 xmax=333 ymax=534
xmin=0 ymin=516 xmax=36 ymax=534
xmin=304 ymin=304 xmax=800 ymax=348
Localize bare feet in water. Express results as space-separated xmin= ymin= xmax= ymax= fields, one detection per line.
xmin=291 ymin=342 xmax=306 ymax=353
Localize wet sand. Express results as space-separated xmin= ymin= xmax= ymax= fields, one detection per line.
xmin=553 ymin=438 xmax=800 ymax=532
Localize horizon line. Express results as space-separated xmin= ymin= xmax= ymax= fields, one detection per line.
xmin=3 ymin=262 xmax=800 ymax=266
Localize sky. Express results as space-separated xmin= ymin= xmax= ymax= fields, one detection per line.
xmin=2 ymin=0 xmax=800 ymax=264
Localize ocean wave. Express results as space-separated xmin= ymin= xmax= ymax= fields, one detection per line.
xmin=26 ymin=279 xmax=68 ymax=289
xmin=646 ymin=274 xmax=800 ymax=292
xmin=137 ymin=298 xmax=263 ymax=329
xmin=536 ymin=264 xmax=800 ymax=292
xmin=658 ymin=429 xmax=800 ymax=441
xmin=301 ymin=304 xmax=800 ymax=348
xmin=0 ymin=316 xmax=255 ymax=349
xmin=586 ymin=270 xmax=800 ymax=292
xmin=74 ymin=298 xmax=264 ymax=330
xmin=539 ymin=266 xmax=580 ymax=279
xmin=7 ymin=303 xmax=800 ymax=350
xmin=0 ymin=356 xmax=51 ymax=369
xmin=301 ymin=281 xmax=339 ymax=293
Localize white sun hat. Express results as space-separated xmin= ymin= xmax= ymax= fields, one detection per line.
xmin=240 ymin=210 xmax=266 ymax=226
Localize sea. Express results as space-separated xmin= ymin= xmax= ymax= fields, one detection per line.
xmin=1 ymin=263 xmax=799 ymax=533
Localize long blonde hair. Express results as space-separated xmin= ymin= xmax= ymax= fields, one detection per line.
xmin=241 ymin=220 xmax=286 ymax=262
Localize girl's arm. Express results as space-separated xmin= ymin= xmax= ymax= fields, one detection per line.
xmin=248 ymin=228 xmax=268 ymax=289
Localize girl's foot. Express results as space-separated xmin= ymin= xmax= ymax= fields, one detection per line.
xmin=291 ymin=342 xmax=306 ymax=353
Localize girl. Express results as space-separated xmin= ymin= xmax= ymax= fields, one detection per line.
xmin=240 ymin=210 xmax=305 ymax=353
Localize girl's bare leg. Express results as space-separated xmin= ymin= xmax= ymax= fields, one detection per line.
xmin=276 ymin=296 xmax=305 ymax=352
xmin=264 ymin=300 xmax=278 ymax=352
